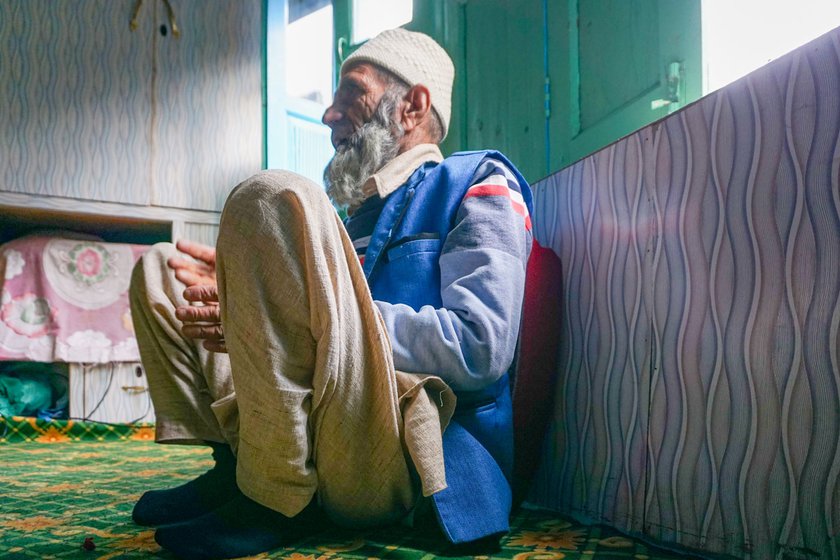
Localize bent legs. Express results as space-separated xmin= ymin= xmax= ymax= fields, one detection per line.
xmin=216 ymin=170 xmax=414 ymax=526
xmin=130 ymin=243 xmax=237 ymax=447
xmin=129 ymin=244 xmax=242 ymax=531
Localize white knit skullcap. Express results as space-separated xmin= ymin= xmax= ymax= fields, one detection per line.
xmin=342 ymin=28 xmax=454 ymax=140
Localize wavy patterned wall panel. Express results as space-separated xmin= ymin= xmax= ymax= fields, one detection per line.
xmin=152 ymin=0 xmax=262 ymax=211
xmin=1 ymin=0 xmax=153 ymax=204
xmin=1 ymin=0 xmax=261 ymax=214
xmin=531 ymin=29 xmax=840 ymax=559
xmin=532 ymin=133 xmax=657 ymax=537
xmin=179 ymin=222 xmax=219 ymax=248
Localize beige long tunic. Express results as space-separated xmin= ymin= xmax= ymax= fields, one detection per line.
xmin=129 ymin=170 xmax=454 ymax=527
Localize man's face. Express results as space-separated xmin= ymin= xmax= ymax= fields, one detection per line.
xmin=322 ymin=63 xmax=391 ymax=149
xmin=321 ymin=64 xmax=405 ymax=209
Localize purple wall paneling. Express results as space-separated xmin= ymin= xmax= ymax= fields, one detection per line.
xmin=531 ymin=27 xmax=840 ymax=559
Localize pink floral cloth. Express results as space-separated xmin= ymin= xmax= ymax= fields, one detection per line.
xmin=0 ymin=235 xmax=150 ymax=363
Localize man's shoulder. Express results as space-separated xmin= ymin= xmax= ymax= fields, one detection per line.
xmin=444 ymin=149 xmax=507 ymax=162
xmin=438 ymin=151 xmax=522 ymax=190
xmin=436 ymin=150 xmax=519 ymax=179
xmin=415 ymin=150 xmax=527 ymax=205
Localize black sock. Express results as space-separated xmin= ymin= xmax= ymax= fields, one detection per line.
xmin=443 ymin=534 xmax=503 ymax=557
xmin=154 ymin=493 xmax=322 ymax=560
xmin=132 ymin=442 xmax=239 ymax=526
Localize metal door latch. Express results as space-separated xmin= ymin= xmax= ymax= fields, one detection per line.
xmin=651 ymin=61 xmax=684 ymax=110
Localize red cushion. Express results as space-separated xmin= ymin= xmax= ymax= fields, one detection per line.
xmin=512 ymin=240 xmax=563 ymax=503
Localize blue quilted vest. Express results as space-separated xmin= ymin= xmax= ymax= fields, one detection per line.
xmin=362 ymin=150 xmax=533 ymax=543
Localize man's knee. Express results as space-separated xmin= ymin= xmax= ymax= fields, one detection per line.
xmin=131 ymin=242 xmax=175 ymax=280
xmin=130 ymin=242 xmax=177 ymax=303
xmin=223 ymin=170 xmax=330 ymax=221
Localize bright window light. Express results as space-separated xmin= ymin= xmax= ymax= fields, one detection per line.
xmin=286 ymin=4 xmax=333 ymax=104
xmin=352 ymin=0 xmax=413 ymax=44
xmin=702 ymin=0 xmax=840 ymax=93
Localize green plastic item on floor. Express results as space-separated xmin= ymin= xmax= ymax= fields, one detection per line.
xmin=0 ymin=374 xmax=52 ymax=417
xmin=0 ymin=363 xmax=67 ymax=418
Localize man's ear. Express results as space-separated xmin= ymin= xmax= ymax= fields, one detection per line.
xmin=400 ymin=84 xmax=432 ymax=134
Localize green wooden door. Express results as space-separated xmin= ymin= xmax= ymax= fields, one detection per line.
xmin=329 ymin=0 xmax=700 ymax=182
xmin=458 ymin=0 xmax=551 ymax=183
xmin=548 ymin=0 xmax=701 ymax=170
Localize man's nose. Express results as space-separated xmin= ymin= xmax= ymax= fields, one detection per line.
xmin=322 ymin=105 xmax=342 ymax=126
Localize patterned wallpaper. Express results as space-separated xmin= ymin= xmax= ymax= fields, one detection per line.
xmin=531 ymin=29 xmax=840 ymax=559
xmin=1 ymin=0 xmax=261 ymax=214
xmin=152 ymin=0 xmax=263 ymax=211
xmin=1 ymin=0 xmax=152 ymax=205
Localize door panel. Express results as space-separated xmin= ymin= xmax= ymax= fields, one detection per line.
xmin=550 ymin=0 xmax=701 ymax=169
xmin=461 ymin=0 xmax=549 ymax=183
xmin=153 ymin=0 xmax=263 ymax=211
xmin=1 ymin=0 xmax=153 ymax=205
xmin=578 ymin=0 xmax=661 ymax=129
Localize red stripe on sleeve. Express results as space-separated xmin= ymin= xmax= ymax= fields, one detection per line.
xmin=464 ymin=183 xmax=532 ymax=231
xmin=464 ymin=183 xmax=510 ymax=199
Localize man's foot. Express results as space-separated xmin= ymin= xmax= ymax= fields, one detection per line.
xmin=154 ymin=493 xmax=321 ymax=560
xmin=132 ymin=443 xmax=239 ymax=526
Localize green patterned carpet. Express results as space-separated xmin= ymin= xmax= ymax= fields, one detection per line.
xmin=0 ymin=419 xmax=694 ymax=560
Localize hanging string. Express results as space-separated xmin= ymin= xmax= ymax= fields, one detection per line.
xmin=129 ymin=0 xmax=144 ymax=31
xmin=162 ymin=0 xmax=180 ymax=38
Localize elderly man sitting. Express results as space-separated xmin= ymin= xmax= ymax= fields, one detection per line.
xmin=129 ymin=28 xmax=533 ymax=560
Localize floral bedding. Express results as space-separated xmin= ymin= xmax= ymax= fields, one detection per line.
xmin=0 ymin=235 xmax=149 ymax=363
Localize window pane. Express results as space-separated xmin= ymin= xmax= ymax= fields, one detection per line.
xmin=352 ymin=0 xmax=412 ymax=43
xmin=286 ymin=0 xmax=333 ymax=104
xmin=702 ymin=0 xmax=840 ymax=93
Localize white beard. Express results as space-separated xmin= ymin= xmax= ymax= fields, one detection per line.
xmin=324 ymin=92 xmax=404 ymax=209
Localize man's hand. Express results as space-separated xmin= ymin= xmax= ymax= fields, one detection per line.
xmin=168 ymin=240 xmax=226 ymax=353
xmin=175 ymin=284 xmax=227 ymax=353
xmin=168 ymin=240 xmax=217 ymax=287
